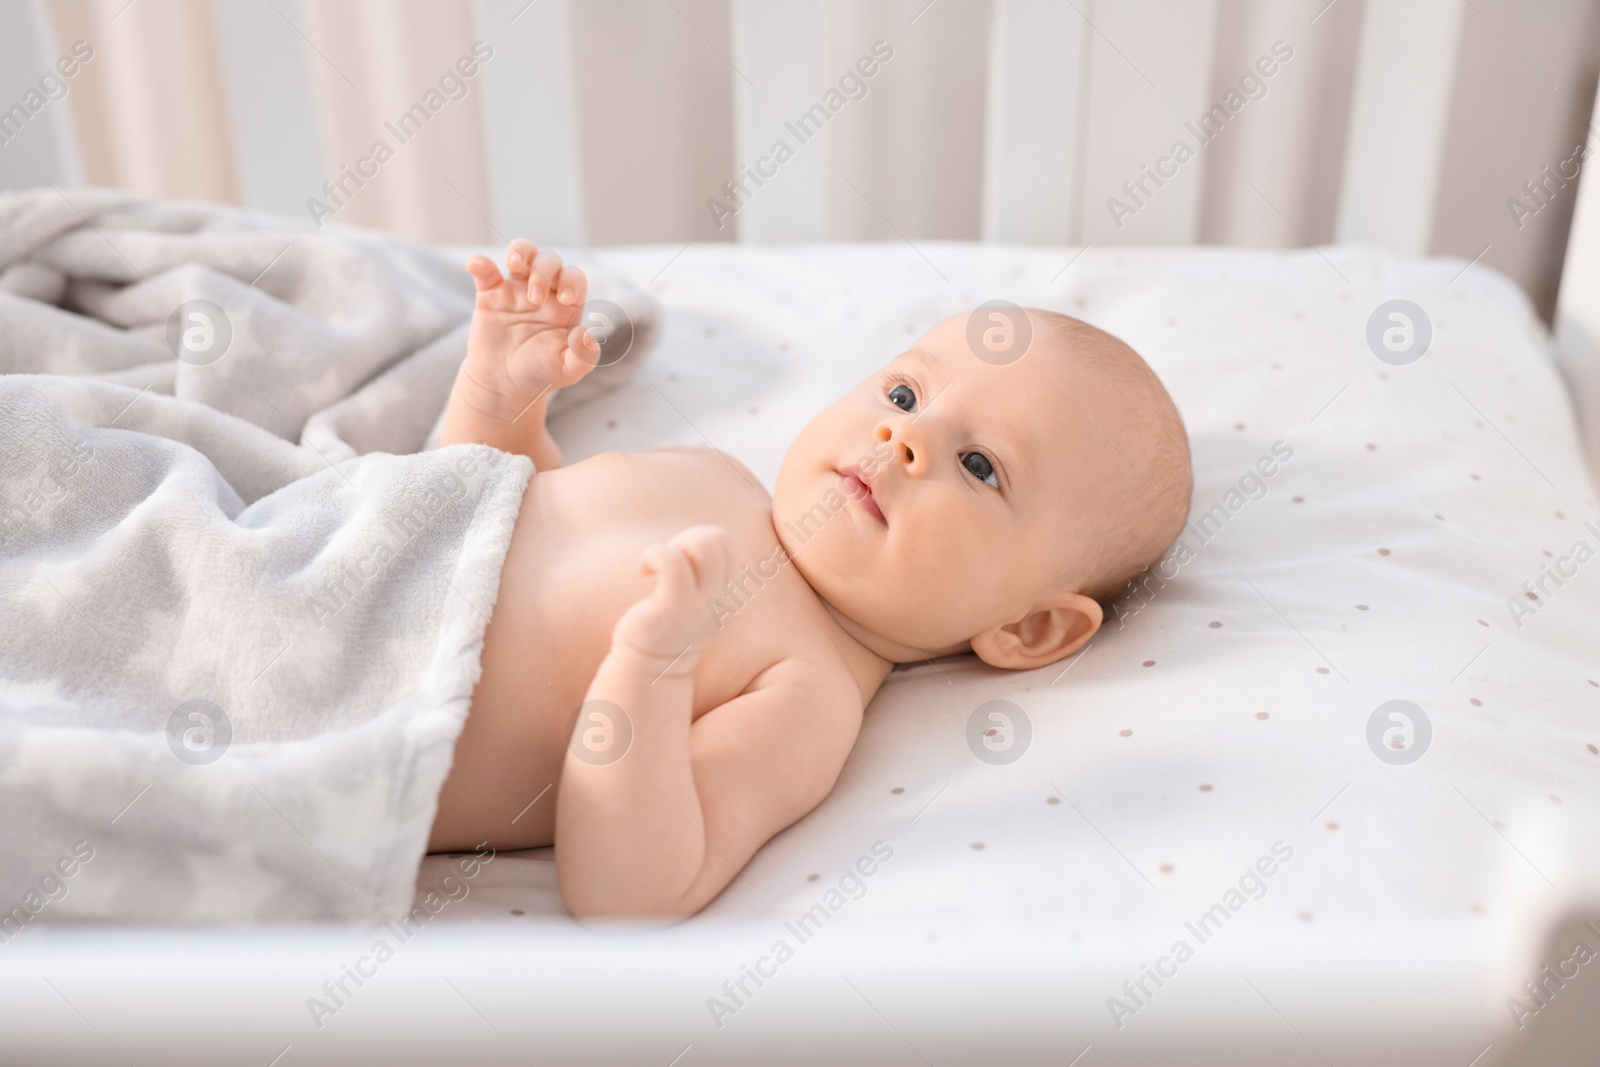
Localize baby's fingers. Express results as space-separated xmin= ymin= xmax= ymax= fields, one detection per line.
xmin=505 ymin=238 xmax=538 ymax=282
xmin=554 ymin=264 xmax=587 ymax=307
xmin=639 ymin=542 xmax=697 ymax=609
xmin=528 ymin=249 xmax=564 ymax=304
xmin=666 ymin=526 xmax=731 ymax=595
xmin=566 ymin=323 xmax=601 ymax=364
xmin=465 ymin=254 xmax=504 ymax=293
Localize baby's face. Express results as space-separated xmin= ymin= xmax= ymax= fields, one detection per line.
xmin=773 ymin=313 xmax=1126 ymax=660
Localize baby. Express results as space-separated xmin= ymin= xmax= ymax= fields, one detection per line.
xmin=426 ymin=240 xmax=1192 ymax=919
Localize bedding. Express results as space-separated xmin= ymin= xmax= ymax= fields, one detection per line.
xmin=420 ymin=242 xmax=1600 ymax=945
xmin=0 ymin=189 xmax=658 ymax=922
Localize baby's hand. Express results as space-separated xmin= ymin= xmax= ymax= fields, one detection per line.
xmin=462 ymin=239 xmax=601 ymax=415
xmin=611 ymin=526 xmax=733 ymax=675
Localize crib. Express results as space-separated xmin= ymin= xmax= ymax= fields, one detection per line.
xmin=3 ymin=1 xmax=1600 ymax=1064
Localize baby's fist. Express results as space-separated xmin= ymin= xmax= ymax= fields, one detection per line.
xmin=612 ymin=526 xmax=733 ymax=671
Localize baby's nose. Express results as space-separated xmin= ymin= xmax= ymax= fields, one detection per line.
xmin=874 ymin=422 xmax=917 ymax=468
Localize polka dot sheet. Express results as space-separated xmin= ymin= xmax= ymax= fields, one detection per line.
xmin=420 ymin=243 xmax=1600 ymax=937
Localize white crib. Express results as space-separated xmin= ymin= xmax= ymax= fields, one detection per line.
xmin=4 ymin=2 xmax=1600 ymax=1064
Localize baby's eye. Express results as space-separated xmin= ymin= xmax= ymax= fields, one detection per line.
xmin=887 ymin=383 xmax=917 ymax=411
xmin=961 ymin=451 xmax=998 ymax=488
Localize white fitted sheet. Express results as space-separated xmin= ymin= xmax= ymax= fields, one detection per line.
xmin=419 ymin=242 xmax=1600 ymax=938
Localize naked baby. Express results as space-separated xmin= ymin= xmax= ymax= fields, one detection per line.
xmin=427 ymin=239 xmax=1193 ymax=920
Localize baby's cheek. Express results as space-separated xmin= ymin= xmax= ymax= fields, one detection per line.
xmin=894 ymin=533 xmax=964 ymax=599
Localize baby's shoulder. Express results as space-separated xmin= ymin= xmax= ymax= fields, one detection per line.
xmin=645 ymin=445 xmax=766 ymax=493
xmin=647 ymin=443 xmax=749 ymax=467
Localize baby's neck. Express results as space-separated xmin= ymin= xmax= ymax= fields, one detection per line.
xmin=814 ymin=601 xmax=895 ymax=706
xmin=817 ymin=598 xmax=970 ymax=705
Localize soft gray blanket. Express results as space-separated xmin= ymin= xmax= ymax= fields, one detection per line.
xmin=0 ymin=188 xmax=656 ymax=923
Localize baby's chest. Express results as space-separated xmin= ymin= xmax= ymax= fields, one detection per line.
xmin=533 ymin=450 xmax=836 ymax=705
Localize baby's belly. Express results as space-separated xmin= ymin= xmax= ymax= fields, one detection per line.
xmin=428 ymin=448 xmax=801 ymax=851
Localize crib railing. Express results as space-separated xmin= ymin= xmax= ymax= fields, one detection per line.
xmin=3 ymin=0 xmax=1599 ymax=439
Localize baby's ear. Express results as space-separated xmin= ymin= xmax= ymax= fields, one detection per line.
xmin=969 ymin=594 xmax=1102 ymax=671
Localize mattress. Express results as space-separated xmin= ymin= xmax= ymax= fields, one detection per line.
xmin=6 ymin=242 xmax=1597 ymax=1066
xmin=423 ymin=241 xmax=1600 ymax=934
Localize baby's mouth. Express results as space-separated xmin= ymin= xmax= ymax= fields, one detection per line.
xmin=837 ymin=467 xmax=886 ymax=525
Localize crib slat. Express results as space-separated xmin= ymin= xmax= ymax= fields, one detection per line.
xmin=728 ymin=0 xmax=829 ymax=243
xmin=473 ymin=0 xmax=585 ymax=248
xmin=1553 ymin=79 xmax=1600 ymax=485
xmin=1335 ymin=0 xmax=1465 ymax=255
xmin=1075 ymin=0 xmax=1218 ymax=245
xmin=981 ymin=0 xmax=1088 ymax=244
xmin=209 ymin=0 xmax=327 ymax=219
xmin=0 ymin=0 xmax=83 ymax=190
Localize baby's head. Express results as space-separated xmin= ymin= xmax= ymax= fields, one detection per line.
xmin=773 ymin=308 xmax=1191 ymax=669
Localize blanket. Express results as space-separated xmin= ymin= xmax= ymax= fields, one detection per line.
xmin=0 ymin=188 xmax=658 ymax=922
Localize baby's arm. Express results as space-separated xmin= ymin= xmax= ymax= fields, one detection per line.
xmin=555 ymin=527 xmax=862 ymax=920
xmin=440 ymin=239 xmax=600 ymax=470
